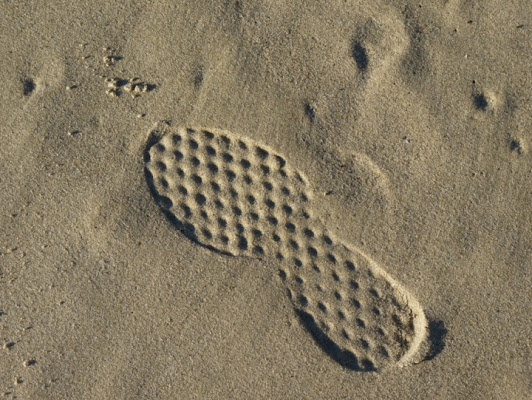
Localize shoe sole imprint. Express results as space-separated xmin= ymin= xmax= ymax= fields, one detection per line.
xmin=144 ymin=125 xmax=427 ymax=371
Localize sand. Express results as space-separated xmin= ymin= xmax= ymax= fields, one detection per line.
xmin=0 ymin=1 xmax=530 ymax=399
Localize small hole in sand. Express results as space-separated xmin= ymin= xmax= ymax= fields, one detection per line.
xmin=225 ymin=170 xmax=236 ymax=181
xmin=285 ymin=222 xmax=296 ymax=233
xmin=238 ymin=236 xmax=248 ymax=250
xmin=211 ymin=181 xmax=221 ymax=192
xmin=218 ymin=218 xmax=227 ymax=228
xmin=250 ymin=212 xmax=259 ymax=221
xmin=207 ymin=163 xmax=219 ymax=174
xmin=240 ymin=159 xmax=251 ymax=169
xmin=190 ymin=157 xmax=200 ymax=167
xmin=473 ymin=93 xmax=488 ymax=111
xmin=156 ymin=161 xmax=167 ymax=172
xmin=191 ymin=174 xmax=202 ymax=185
xmin=256 ymin=147 xmax=269 ymax=159
xmin=222 ymin=153 xmax=234 ymax=163
xmin=307 ymin=247 xmax=318 ymax=257
xmin=22 ymin=78 xmax=35 ymax=96
xmin=174 ymin=150 xmax=184 ymax=161
xmin=195 ymin=193 xmax=206 ymax=205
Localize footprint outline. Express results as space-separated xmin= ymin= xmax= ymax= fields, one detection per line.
xmin=144 ymin=124 xmax=428 ymax=371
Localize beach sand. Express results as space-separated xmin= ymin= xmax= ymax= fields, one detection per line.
xmin=0 ymin=1 xmax=530 ymax=398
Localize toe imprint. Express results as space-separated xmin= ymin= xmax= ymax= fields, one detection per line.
xmin=145 ymin=125 xmax=427 ymax=371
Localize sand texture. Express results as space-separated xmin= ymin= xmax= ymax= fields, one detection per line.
xmin=0 ymin=1 xmax=531 ymax=399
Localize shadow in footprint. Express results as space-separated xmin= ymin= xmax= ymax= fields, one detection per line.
xmin=297 ymin=310 xmax=376 ymax=372
xmin=143 ymin=134 xmax=232 ymax=257
xmin=424 ymin=319 xmax=447 ymax=361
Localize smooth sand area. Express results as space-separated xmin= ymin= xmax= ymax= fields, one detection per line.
xmin=0 ymin=1 xmax=530 ymax=399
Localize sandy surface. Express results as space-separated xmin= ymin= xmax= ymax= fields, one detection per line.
xmin=0 ymin=1 xmax=531 ymax=399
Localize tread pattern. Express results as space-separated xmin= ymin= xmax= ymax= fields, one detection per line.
xmin=145 ymin=126 xmax=426 ymax=371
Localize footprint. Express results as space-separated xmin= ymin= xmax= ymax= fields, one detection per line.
xmin=144 ymin=126 xmax=427 ymax=371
